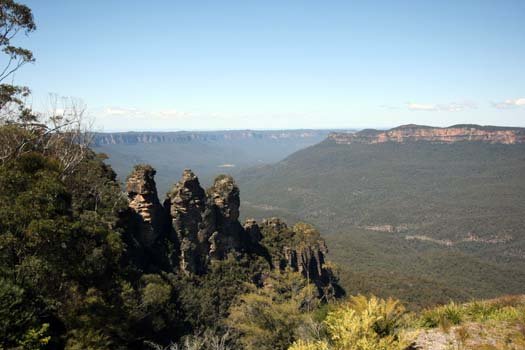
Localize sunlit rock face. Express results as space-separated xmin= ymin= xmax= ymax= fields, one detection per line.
xmin=166 ymin=169 xmax=207 ymax=273
xmin=126 ymin=164 xmax=168 ymax=248
xmin=329 ymin=124 xmax=525 ymax=145
xmin=204 ymin=175 xmax=245 ymax=259
xmin=165 ymin=171 xmax=248 ymax=274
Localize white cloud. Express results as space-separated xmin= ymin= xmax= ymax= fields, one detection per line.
xmin=492 ymin=98 xmax=525 ymax=109
xmin=407 ymin=101 xmax=476 ymax=112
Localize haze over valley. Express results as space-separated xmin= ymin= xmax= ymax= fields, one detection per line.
xmin=93 ymin=129 xmax=337 ymax=193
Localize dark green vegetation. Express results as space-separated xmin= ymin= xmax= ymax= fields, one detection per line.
xmin=93 ymin=130 xmax=333 ymax=194
xmin=238 ymin=140 xmax=525 ymax=307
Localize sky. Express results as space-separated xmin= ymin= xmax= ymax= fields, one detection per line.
xmin=10 ymin=0 xmax=525 ymax=131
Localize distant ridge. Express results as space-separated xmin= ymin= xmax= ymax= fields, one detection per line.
xmin=93 ymin=130 xmax=334 ymax=146
xmin=329 ymin=124 xmax=525 ymax=144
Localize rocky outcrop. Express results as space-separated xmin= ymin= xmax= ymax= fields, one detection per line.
xmin=165 ymin=169 xmax=207 ymax=273
xmin=244 ymin=218 xmax=262 ymax=244
xmin=165 ymin=171 xmax=249 ymax=274
xmin=126 ymin=164 xmax=169 ymax=248
xmin=205 ymin=175 xmax=245 ymax=259
xmin=124 ymin=166 xmax=340 ymax=296
xmin=329 ymin=124 xmax=525 ymax=145
xmin=259 ymin=219 xmax=340 ymax=297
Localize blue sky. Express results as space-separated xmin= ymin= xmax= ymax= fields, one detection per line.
xmin=12 ymin=0 xmax=525 ymax=131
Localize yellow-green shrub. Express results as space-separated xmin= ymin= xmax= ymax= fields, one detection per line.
xmin=289 ymin=295 xmax=409 ymax=350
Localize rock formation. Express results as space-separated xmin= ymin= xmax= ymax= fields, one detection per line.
xmin=204 ymin=175 xmax=246 ymax=258
xmin=123 ymin=164 xmax=173 ymax=271
xmin=126 ymin=164 xmax=168 ymax=248
xmin=259 ymin=218 xmax=338 ymax=296
xmin=244 ymin=218 xmax=262 ymax=244
xmin=165 ymin=169 xmax=206 ymax=273
xmin=125 ymin=166 xmax=340 ymax=295
xmin=329 ymin=124 xmax=525 ymax=145
xmin=164 ymin=171 xmax=250 ymax=274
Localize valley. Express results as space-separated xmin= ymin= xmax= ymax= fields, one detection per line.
xmin=237 ymin=125 xmax=525 ymax=307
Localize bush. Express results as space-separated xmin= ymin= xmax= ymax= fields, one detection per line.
xmin=420 ymin=301 xmax=463 ymax=329
xmin=289 ymin=295 xmax=410 ymax=350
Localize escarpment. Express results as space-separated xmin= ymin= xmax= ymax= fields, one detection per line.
xmin=123 ymin=165 xmax=339 ymax=295
xmin=329 ymin=124 xmax=525 ymax=144
xmin=93 ymin=130 xmax=331 ymax=146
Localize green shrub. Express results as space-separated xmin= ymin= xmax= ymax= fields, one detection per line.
xmin=420 ymin=301 xmax=463 ymax=328
xmin=289 ymin=295 xmax=410 ymax=350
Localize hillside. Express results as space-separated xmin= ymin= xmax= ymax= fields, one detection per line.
xmin=237 ymin=125 xmax=525 ymax=307
xmin=93 ymin=130 xmax=337 ymax=194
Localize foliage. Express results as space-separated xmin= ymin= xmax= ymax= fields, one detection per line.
xmin=0 ymin=0 xmax=36 ymax=114
xmin=176 ymin=253 xmax=268 ymax=332
xmin=420 ymin=295 xmax=525 ymax=329
xmin=145 ymin=330 xmax=234 ymax=350
xmin=0 ymin=152 xmax=128 ymax=348
xmin=226 ymin=270 xmax=319 ymax=350
xmin=288 ymin=295 xmax=410 ymax=350
xmin=413 ymin=296 xmax=525 ymax=350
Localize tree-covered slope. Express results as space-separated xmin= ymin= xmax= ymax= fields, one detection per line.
xmin=237 ymin=139 xmax=525 ymax=306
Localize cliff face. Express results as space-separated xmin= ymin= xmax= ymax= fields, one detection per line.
xmin=329 ymin=124 xmax=525 ymax=144
xmin=124 ymin=165 xmax=338 ymax=294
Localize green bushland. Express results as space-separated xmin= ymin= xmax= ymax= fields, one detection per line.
xmin=238 ymin=140 xmax=525 ymax=308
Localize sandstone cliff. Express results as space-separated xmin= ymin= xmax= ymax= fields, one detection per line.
xmin=124 ymin=166 xmax=339 ymax=294
xmin=329 ymin=124 xmax=525 ymax=144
